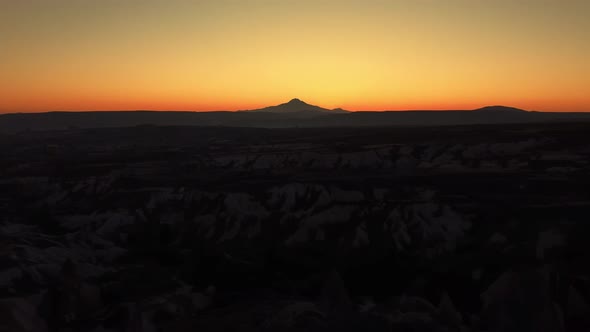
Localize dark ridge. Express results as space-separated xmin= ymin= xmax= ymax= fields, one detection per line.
xmin=473 ymin=105 xmax=528 ymax=113
xmin=2 ymin=103 xmax=590 ymax=133
xmin=242 ymin=98 xmax=349 ymax=113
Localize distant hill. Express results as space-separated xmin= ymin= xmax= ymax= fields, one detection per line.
xmin=473 ymin=105 xmax=528 ymax=113
xmin=1 ymin=101 xmax=589 ymax=133
xmin=241 ymin=98 xmax=349 ymax=114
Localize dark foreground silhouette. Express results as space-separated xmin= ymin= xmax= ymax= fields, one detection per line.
xmin=1 ymin=122 xmax=590 ymax=331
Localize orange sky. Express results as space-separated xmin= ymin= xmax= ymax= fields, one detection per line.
xmin=1 ymin=0 xmax=589 ymax=113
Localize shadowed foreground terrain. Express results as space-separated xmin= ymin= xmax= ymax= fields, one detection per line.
xmin=1 ymin=123 xmax=590 ymax=331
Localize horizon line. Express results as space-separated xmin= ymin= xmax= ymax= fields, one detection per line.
xmin=0 ymin=107 xmax=554 ymax=114
xmin=1 ymin=102 xmax=587 ymax=114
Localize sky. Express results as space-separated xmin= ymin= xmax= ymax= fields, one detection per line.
xmin=1 ymin=0 xmax=589 ymax=113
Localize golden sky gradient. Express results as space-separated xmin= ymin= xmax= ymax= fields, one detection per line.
xmin=1 ymin=0 xmax=589 ymax=113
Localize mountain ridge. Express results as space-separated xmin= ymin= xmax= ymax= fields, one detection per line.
xmin=241 ymin=98 xmax=349 ymax=113
xmin=473 ymin=105 xmax=528 ymax=113
xmin=1 ymin=100 xmax=590 ymax=133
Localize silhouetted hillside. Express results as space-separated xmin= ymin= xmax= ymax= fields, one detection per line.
xmin=1 ymin=101 xmax=590 ymax=133
xmin=242 ymin=98 xmax=348 ymax=114
xmin=473 ymin=105 xmax=528 ymax=113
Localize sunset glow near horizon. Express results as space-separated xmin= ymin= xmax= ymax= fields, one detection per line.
xmin=1 ymin=0 xmax=589 ymax=113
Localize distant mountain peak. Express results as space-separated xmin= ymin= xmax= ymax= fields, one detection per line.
xmin=473 ymin=105 xmax=528 ymax=113
xmin=280 ymin=98 xmax=312 ymax=108
xmin=243 ymin=98 xmax=349 ymax=114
